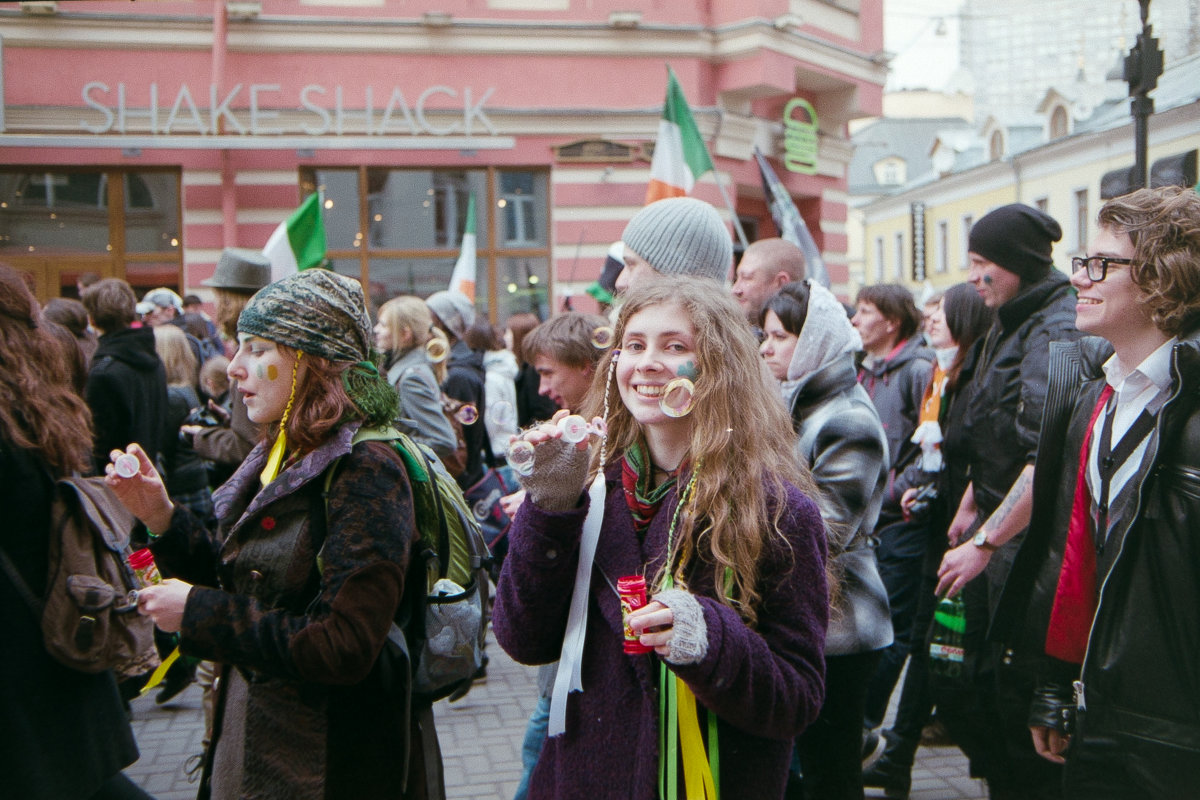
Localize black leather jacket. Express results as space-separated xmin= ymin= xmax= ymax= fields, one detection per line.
xmin=957 ymin=272 xmax=1081 ymax=611
xmin=993 ymin=333 xmax=1200 ymax=764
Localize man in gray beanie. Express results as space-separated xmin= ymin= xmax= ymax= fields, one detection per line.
xmin=615 ymin=197 xmax=734 ymax=292
xmin=931 ymin=203 xmax=1082 ymax=799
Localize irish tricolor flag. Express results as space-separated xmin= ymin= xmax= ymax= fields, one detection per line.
xmin=448 ymin=194 xmax=477 ymax=301
xmin=645 ymin=67 xmax=715 ymax=204
xmin=263 ymin=191 xmax=327 ymax=281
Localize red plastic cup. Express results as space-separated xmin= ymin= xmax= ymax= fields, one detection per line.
xmin=618 ymin=575 xmax=652 ymax=654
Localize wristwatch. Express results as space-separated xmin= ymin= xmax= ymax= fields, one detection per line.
xmin=972 ymin=530 xmax=998 ymax=552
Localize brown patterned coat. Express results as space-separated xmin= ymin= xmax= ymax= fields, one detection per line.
xmin=150 ymin=421 xmax=430 ymax=800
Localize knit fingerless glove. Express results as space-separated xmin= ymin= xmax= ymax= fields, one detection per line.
xmin=519 ymin=435 xmax=592 ymax=512
xmin=654 ymin=588 xmax=709 ymax=665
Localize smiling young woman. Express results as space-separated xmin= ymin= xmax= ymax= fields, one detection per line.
xmin=493 ymin=275 xmax=830 ymax=800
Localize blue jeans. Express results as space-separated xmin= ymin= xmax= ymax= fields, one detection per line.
xmin=514 ymin=695 xmax=550 ymax=800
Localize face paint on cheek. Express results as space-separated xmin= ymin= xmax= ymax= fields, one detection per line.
xmin=256 ymin=364 xmax=280 ymax=381
xmin=676 ymin=360 xmax=698 ymax=380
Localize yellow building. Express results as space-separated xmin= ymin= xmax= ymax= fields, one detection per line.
xmin=856 ymin=52 xmax=1200 ymax=297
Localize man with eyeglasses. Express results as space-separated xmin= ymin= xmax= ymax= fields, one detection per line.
xmin=989 ymin=186 xmax=1200 ymax=797
xmin=934 ymin=202 xmax=1082 ymax=799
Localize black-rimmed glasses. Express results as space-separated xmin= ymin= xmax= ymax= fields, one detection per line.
xmin=1070 ymin=256 xmax=1133 ymax=282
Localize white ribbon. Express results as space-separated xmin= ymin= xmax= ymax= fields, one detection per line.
xmin=911 ymin=420 xmax=944 ymax=472
xmin=548 ymin=474 xmax=607 ymax=737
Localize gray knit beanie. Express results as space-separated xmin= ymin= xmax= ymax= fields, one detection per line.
xmin=621 ymin=197 xmax=733 ymax=282
xmin=425 ymin=290 xmax=476 ymax=341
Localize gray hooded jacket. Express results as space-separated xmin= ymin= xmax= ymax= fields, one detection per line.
xmin=780 ymin=282 xmax=894 ymax=655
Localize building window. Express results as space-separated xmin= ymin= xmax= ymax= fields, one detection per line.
xmin=874 ymin=157 xmax=907 ymax=187
xmin=0 ymin=167 xmax=182 ymax=299
xmin=989 ymin=131 xmax=1004 ymax=161
xmin=936 ymin=220 xmax=948 ymax=274
xmin=961 ymin=214 xmax=973 ymax=270
xmin=301 ymin=166 xmax=551 ymax=323
xmin=1074 ymin=189 xmax=1088 ymax=251
xmin=894 ymin=232 xmax=905 ymax=281
xmin=874 ymin=236 xmax=884 ymax=282
xmin=1035 ymin=197 xmax=1049 ymax=213
xmin=1049 ymin=106 xmax=1069 ymax=139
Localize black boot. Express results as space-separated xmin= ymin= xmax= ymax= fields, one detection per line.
xmin=862 ymin=731 xmax=917 ymax=799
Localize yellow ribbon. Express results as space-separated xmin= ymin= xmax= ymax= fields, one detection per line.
xmin=137 ymin=646 xmax=182 ymax=696
xmin=676 ymin=677 xmax=718 ymax=800
xmin=259 ymin=352 xmax=302 ymax=487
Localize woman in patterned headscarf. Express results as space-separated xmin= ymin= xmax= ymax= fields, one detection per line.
xmin=106 ymin=269 xmax=435 ymax=800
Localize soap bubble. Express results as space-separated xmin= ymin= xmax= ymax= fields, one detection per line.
xmin=591 ymin=325 xmax=615 ymax=349
xmin=659 ymin=377 xmax=696 ymax=418
xmin=114 ymin=453 xmax=139 ymax=479
xmin=557 ymin=414 xmax=590 ymax=444
xmin=455 ymin=404 xmax=479 ymax=425
xmin=508 ymin=439 xmax=536 ymax=476
xmin=487 ymin=400 xmax=516 ymax=428
xmin=425 ymin=338 xmax=448 ymax=364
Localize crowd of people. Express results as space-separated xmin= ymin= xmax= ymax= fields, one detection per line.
xmin=4 ymin=186 xmax=1199 ymax=800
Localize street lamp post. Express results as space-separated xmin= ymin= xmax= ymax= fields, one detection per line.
xmin=1125 ymin=0 xmax=1164 ymax=190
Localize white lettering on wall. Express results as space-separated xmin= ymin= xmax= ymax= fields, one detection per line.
xmin=249 ymin=84 xmax=282 ymax=135
xmin=81 ymin=82 xmax=115 ymax=133
xmin=299 ymin=85 xmax=331 ymax=135
xmin=77 ymin=82 xmax=497 ymax=137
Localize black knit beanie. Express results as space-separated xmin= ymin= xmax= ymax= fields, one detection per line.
xmin=968 ymin=204 xmax=1063 ymax=282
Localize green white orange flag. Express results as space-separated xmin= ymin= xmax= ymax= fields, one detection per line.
xmin=645 ymin=67 xmax=715 ymax=204
xmin=262 ymin=191 xmax=327 ymax=281
xmin=448 ymin=194 xmax=477 ymax=301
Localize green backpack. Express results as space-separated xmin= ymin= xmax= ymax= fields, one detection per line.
xmin=324 ymin=425 xmax=491 ymax=701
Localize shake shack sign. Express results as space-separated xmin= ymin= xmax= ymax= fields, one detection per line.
xmin=78 ymin=82 xmax=498 ymax=137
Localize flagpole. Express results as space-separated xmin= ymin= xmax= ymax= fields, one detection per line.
xmin=710 ymin=168 xmax=749 ymax=250
xmin=709 ymin=109 xmax=749 ymax=250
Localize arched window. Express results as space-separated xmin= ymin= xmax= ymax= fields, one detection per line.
xmin=1049 ymin=105 xmax=1069 ymax=139
xmin=989 ymin=131 xmax=1004 ymax=161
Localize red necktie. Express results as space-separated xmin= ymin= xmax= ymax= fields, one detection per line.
xmin=1045 ymin=385 xmax=1114 ymax=664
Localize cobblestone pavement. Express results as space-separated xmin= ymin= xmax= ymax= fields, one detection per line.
xmin=125 ymin=631 xmax=987 ymax=799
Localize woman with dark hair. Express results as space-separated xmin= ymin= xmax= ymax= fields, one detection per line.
xmin=862 ymin=282 xmax=993 ymax=798
xmin=760 ymin=280 xmax=893 ymax=800
xmin=42 ymin=296 xmax=98 ymax=369
xmin=107 ymin=269 xmax=435 ymax=800
xmin=0 ymin=265 xmax=152 ymax=800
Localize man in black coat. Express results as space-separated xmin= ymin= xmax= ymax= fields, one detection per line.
xmin=81 ymin=278 xmax=170 ymax=478
xmin=935 ymin=203 xmax=1082 ymax=799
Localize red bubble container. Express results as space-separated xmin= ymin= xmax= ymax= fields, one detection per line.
xmin=127 ymin=548 xmax=162 ymax=587
xmin=618 ymin=575 xmax=652 ymax=654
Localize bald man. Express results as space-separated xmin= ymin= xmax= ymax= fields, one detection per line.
xmin=732 ymin=238 xmax=807 ymax=324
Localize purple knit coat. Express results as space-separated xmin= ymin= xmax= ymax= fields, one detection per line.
xmin=492 ymin=463 xmax=828 ymax=800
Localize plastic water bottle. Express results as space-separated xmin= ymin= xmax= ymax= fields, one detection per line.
xmin=928 ymin=595 xmax=966 ymax=679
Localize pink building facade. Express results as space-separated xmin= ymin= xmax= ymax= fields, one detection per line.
xmin=0 ymin=0 xmax=884 ymax=317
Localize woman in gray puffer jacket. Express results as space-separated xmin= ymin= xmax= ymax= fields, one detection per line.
xmin=761 ymin=279 xmax=894 ymax=800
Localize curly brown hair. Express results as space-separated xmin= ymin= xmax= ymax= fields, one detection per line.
xmin=0 ymin=264 xmax=94 ymax=475
xmin=1099 ymin=186 xmax=1200 ymax=336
